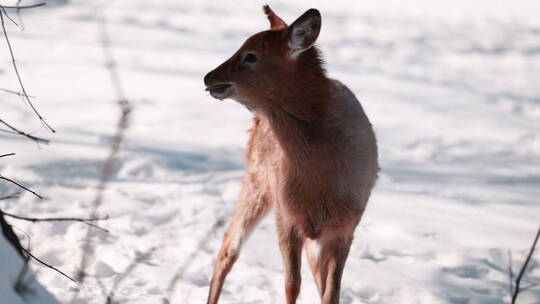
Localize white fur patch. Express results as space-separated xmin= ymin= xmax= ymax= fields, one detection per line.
xmin=231 ymin=227 xmax=245 ymax=255
xmin=308 ymin=239 xmax=323 ymax=260
xmin=314 ymin=240 xmax=323 ymax=259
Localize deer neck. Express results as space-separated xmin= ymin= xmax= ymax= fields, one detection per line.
xmin=259 ymin=79 xmax=335 ymax=168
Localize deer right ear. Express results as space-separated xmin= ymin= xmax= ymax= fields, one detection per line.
xmin=287 ymin=9 xmax=321 ymax=59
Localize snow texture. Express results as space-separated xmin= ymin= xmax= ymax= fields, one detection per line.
xmin=0 ymin=0 xmax=539 ymax=303
xmin=0 ymin=233 xmax=58 ymax=304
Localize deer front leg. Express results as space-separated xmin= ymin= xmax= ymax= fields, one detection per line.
xmin=207 ymin=186 xmax=271 ymax=304
xmin=276 ymin=214 xmax=304 ymax=304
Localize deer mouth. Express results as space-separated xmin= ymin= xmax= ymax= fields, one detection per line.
xmin=205 ymin=83 xmax=233 ymax=100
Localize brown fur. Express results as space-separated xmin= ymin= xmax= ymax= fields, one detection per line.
xmin=204 ymin=6 xmax=378 ymax=304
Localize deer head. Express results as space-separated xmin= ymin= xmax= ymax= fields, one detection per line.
xmin=204 ymin=6 xmax=326 ymax=112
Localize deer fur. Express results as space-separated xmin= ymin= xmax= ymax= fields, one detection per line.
xmin=203 ymin=5 xmax=378 ymax=304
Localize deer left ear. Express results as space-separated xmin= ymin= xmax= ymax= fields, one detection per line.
xmin=287 ymin=8 xmax=321 ymax=59
xmin=263 ymin=5 xmax=287 ymax=30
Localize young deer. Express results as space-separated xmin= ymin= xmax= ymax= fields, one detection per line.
xmin=203 ymin=5 xmax=378 ymax=304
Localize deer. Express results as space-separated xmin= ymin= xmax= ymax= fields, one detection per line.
xmin=203 ymin=5 xmax=378 ymax=304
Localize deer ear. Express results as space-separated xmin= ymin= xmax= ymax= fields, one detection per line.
xmin=287 ymin=8 xmax=321 ymax=59
xmin=263 ymin=5 xmax=287 ymax=30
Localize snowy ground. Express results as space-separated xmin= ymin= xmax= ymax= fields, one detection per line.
xmin=1 ymin=0 xmax=539 ymax=303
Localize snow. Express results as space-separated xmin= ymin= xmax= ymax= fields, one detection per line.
xmin=0 ymin=233 xmax=58 ymax=304
xmin=1 ymin=0 xmax=539 ymax=303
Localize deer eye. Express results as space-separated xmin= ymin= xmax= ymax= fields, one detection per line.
xmin=242 ymin=52 xmax=257 ymax=64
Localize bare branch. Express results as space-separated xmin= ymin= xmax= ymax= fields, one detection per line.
xmin=97 ymin=9 xmax=128 ymax=105
xmin=14 ymin=0 xmax=26 ymax=31
xmin=511 ymin=225 xmax=540 ymax=304
xmin=164 ymin=217 xmax=226 ymax=303
xmin=107 ymin=246 xmax=158 ymax=303
xmin=21 ymin=247 xmax=77 ymax=283
xmin=508 ymin=250 xmax=514 ymax=295
xmin=0 ymin=6 xmax=55 ymax=132
xmin=0 ymin=212 xmax=27 ymax=260
xmin=0 ymin=118 xmax=50 ymax=144
xmin=521 ymin=281 xmax=540 ymax=292
xmin=0 ymin=192 xmax=20 ymax=200
xmin=71 ymin=5 xmax=132 ymax=302
xmin=1 ymin=7 xmax=18 ymax=27
xmin=1 ymin=210 xmax=110 ymax=232
xmin=0 ymin=152 xmax=15 ymax=158
xmin=0 ymin=3 xmax=46 ymax=9
xmin=0 ymin=175 xmax=42 ymax=199
xmin=0 ymin=87 xmax=36 ymax=98
xmin=94 ymin=276 xmax=109 ymax=299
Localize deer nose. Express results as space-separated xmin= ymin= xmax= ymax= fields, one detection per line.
xmin=204 ymin=71 xmax=213 ymax=87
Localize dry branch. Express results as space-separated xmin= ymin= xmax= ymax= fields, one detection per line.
xmin=0 ymin=2 xmax=46 ymax=10
xmin=0 ymin=1 xmax=72 ymax=295
xmin=0 ymin=192 xmax=20 ymax=200
xmin=0 ymin=175 xmax=43 ymax=199
xmin=0 ymin=118 xmax=50 ymax=144
xmin=21 ymin=247 xmax=77 ymax=282
xmin=510 ymin=225 xmax=540 ymax=304
xmin=164 ymin=217 xmax=226 ymax=303
xmin=1 ymin=7 xmax=18 ymax=26
xmin=508 ymin=250 xmax=514 ymax=295
xmin=70 ymin=5 xmax=132 ymax=302
xmin=106 ymin=246 xmax=158 ymax=303
xmin=1 ymin=211 xmax=78 ymax=285
xmin=0 ymin=212 xmax=27 ymax=260
xmin=0 ymin=87 xmax=35 ymax=98
xmin=0 ymin=5 xmax=54 ymax=132
xmin=73 ymin=104 xmax=130 ymax=285
xmin=0 ymin=210 xmax=110 ymax=232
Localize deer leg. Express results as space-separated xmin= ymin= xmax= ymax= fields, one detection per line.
xmin=305 ymin=238 xmax=327 ymax=298
xmin=320 ymin=237 xmax=353 ymax=304
xmin=207 ymin=187 xmax=271 ymax=304
xmin=276 ymin=215 xmax=304 ymax=304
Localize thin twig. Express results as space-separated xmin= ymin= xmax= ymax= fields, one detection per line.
xmin=164 ymin=217 xmax=226 ymax=303
xmin=71 ymin=4 xmax=132 ymax=302
xmin=0 ymin=87 xmax=36 ymax=98
xmin=0 ymin=6 xmax=55 ymax=132
xmin=508 ymin=250 xmax=514 ymax=295
xmin=0 ymin=175 xmax=42 ymax=199
xmin=95 ymin=276 xmax=109 ymax=299
xmin=97 ymin=9 xmax=128 ymax=105
xmin=21 ymin=247 xmax=77 ymax=283
xmin=0 ymin=118 xmax=49 ymax=144
xmin=0 ymin=192 xmax=20 ymax=200
xmin=1 ymin=210 xmax=110 ymax=232
xmin=15 ymin=0 xmax=26 ymax=31
xmin=73 ymin=106 xmax=130 ymax=284
xmin=0 ymin=3 xmax=46 ymax=9
xmin=521 ymin=281 xmax=540 ymax=292
xmin=511 ymin=225 xmax=540 ymax=304
xmin=0 ymin=152 xmax=15 ymax=158
xmin=107 ymin=246 xmax=158 ymax=303
xmin=1 ymin=7 xmax=18 ymax=27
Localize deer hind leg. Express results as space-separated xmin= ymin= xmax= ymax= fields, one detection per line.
xmin=207 ymin=186 xmax=271 ymax=304
xmin=319 ymin=237 xmax=353 ymax=304
xmin=305 ymin=238 xmax=327 ymax=298
xmin=276 ymin=215 xmax=304 ymax=304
